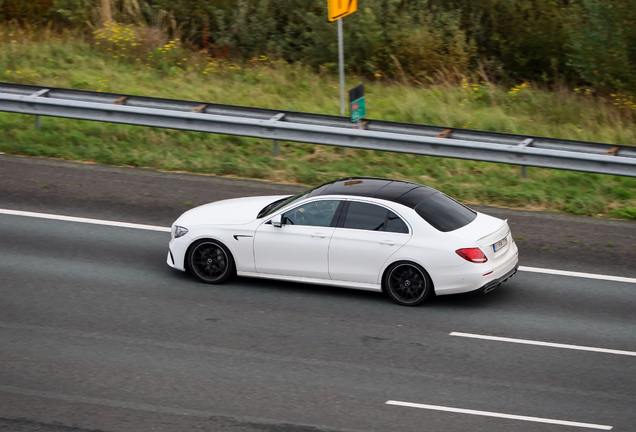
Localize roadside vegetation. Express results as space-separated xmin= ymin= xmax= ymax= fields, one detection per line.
xmin=0 ymin=1 xmax=635 ymax=219
xmin=3 ymin=0 xmax=636 ymax=93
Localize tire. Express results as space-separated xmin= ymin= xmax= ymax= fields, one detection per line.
xmin=187 ymin=239 xmax=235 ymax=284
xmin=383 ymin=262 xmax=432 ymax=306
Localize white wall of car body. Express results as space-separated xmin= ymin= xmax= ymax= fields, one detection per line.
xmin=168 ymin=194 xmax=519 ymax=296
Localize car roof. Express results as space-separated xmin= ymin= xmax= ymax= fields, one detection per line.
xmin=305 ymin=177 xmax=439 ymax=209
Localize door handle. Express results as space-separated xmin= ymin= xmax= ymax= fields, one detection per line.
xmin=311 ymin=233 xmax=326 ymax=238
xmin=380 ymin=240 xmax=395 ymax=246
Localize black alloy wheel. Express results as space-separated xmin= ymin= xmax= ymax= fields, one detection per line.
xmin=188 ymin=240 xmax=235 ymax=284
xmin=384 ymin=262 xmax=432 ymax=306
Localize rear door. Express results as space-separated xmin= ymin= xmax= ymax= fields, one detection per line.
xmin=328 ymin=201 xmax=412 ymax=284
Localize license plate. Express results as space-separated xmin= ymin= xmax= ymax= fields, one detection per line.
xmin=493 ymin=237 xmax=508 ymax=252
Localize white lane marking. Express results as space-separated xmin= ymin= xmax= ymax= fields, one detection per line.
xmin=1 ymin=209 xmax=635 ymax=285
xmin=450 ymin=332 xmax=636 ymax=357
xmin=386 ymin=400 xmax=612 ymax=430
xmin=519 ymin=266 xmax=636 ymax=284
xmin=0 ymin=209 xmax=170 ymax=232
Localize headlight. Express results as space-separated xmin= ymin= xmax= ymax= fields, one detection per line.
xmin=173 ymin=225 xmax=189 ymax=239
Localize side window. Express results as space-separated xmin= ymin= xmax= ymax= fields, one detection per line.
xmin=343 ymin=202 xmax=388 ymax=231
xmin=282 ymin=200 xmax=340 ymax=227
xmin=386 ymin=211 xmax=409 ymax=233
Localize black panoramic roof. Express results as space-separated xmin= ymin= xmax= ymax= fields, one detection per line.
xmin=307 ymin=177 xmax=438 ymax=209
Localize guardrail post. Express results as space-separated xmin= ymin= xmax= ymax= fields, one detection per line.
xmin=517 ymin=139 xmax=533 ymax=179
xmin=268 ymin=114 xmax=286 ymax=157
xmin=29 ymin=89 xmax=50 ymax=131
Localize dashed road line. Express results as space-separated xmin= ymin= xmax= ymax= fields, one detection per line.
xmin=450 ymin=332 xmax=636 ymax=357
xmin=519 ymin=266 xmax=636 ymax=284
xmin=0 ymin=209 xmax=170 ymax=232
xmin=386 ymin=400 xmax=612 ymax=430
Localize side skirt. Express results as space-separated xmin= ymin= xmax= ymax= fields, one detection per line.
xmin=236 ymin=271 xmax=383 ymax=292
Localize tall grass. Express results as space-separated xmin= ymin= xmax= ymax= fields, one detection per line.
xmin=0 ymin=26 xmax=635 ymax=219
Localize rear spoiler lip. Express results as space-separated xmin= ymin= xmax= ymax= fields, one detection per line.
xmin=476 ymin=219 xmax=509 ymax=246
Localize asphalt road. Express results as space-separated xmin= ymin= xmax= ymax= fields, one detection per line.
xmin=1 ymin=155 xmax=636 ymax=432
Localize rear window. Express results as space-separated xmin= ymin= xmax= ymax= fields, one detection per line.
xmin=343 ymin=202 xmax=387 ymax=231
xmin=386 ymin=211 xmax=409 ymax=234
xmin=342 ymin=202 xmax=409 ymax=233
xmin=415 ymin=193 xmax=476 ymax=232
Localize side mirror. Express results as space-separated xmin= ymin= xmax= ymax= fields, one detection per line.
xmin=271 ymin=214 xmax=283 ymax=228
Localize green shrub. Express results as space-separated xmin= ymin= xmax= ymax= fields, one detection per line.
xmin=565 ymin=0 xmax=636 ymax=93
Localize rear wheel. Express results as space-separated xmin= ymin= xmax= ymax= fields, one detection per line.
xmin=384 ymin=262 xmax=432 ymax=306
xmin=187 ymin=239 xmax=235 ymax=284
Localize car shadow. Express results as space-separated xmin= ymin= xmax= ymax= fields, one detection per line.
xmin=164 ymin=266 xmax=517 ymax=310
xmin=226 ymin=276 xmax=390 ymax=304
xmin=430 ymin=283 xmax=517 ymax=310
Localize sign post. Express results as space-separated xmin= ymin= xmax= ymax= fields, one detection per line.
xmin=338 ymin=18 xmax=345 ymax=117
xmin=328 ymin=0 xmax=357 ymax=154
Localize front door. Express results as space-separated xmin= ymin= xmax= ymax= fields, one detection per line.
xmin=254 ymin=200 xmax=341 ymax=279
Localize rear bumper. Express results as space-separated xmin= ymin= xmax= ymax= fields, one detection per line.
xmin=473 ymin=263 xmax=519 ymax=294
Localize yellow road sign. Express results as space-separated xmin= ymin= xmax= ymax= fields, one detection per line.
xmin=328 ymin=0 xmax=357 ymax=21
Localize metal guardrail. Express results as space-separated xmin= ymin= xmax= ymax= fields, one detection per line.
xmin=0 ymin=82 xmax=634 ymax=177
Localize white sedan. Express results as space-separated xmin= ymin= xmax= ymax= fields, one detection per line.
xmin=167 ymin=177 xmax=519 ymax=306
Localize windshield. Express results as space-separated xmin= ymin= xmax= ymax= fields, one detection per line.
xmin=257 ymin=197 xmax=289 ymax=218
xmin=258 ymin=191 xmax=311 ymax=218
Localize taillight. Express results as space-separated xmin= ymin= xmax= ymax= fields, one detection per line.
xmin=456 ymin=248 xmax=488 ymax=263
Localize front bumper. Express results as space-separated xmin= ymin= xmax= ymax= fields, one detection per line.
xmin=474 ymin=263 xmax=519 ymax=294
xmin=167 ymin=248 xmax=186 ymax=272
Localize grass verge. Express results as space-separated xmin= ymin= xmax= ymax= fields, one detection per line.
xmin=0 ymin=26 xmax=635 ymax=219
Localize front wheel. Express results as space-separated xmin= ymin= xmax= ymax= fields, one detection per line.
xmin=384 ymin=262 xmax=432 ymax=306
xmin=187 ymin=239 xmax=235 ymax=284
